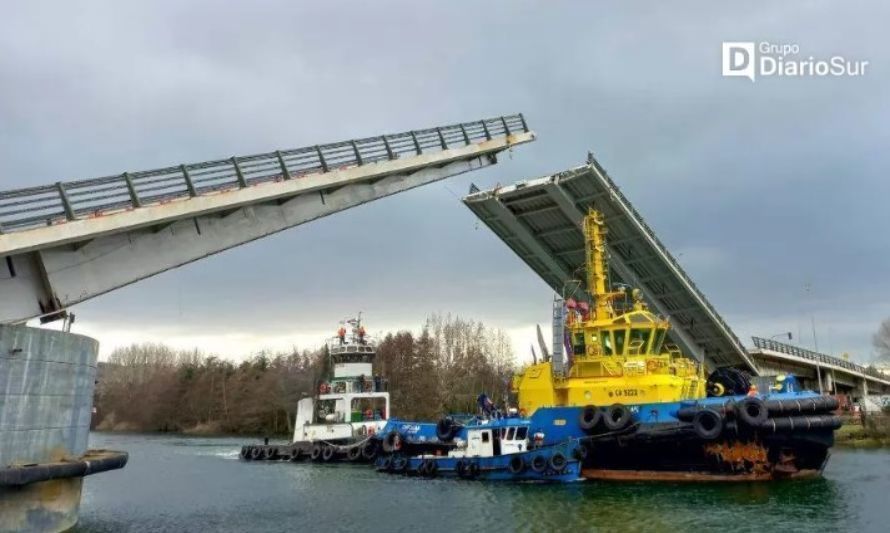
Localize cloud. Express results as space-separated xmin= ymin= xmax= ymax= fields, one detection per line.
xmin=4 ymin=1 xmax=889 ymax=363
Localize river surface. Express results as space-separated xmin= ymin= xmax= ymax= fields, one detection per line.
xmin=75 ymin=433 xmax=889 ymax=533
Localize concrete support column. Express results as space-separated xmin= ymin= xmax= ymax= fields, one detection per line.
xmin=0 ymin=324 xmax=99 ymax=532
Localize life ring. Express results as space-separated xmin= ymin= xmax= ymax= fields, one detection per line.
xmin=318 ymin=383 xmax=330 ymax=394
xmin=531 ymin=454 xmax=547 ymax=473
xmin=549 ymin=452 xmax=567 ymax=473
xmin=646 ymin=359 xmax=659 ymax=372
xmin=579 ymin=405 xmax=601 ymax=432
xmin=507 ymin=455 xmax=525 ymax=475
xmin=692 ymin=409 xmax=723 ymax=440
xmin=737 ymin=397 xmax=769 ymax=427
xmin=322 ymin=445 xmax=336 ymax=462
xmin=603 ymin=403 xmax=632 ymax=431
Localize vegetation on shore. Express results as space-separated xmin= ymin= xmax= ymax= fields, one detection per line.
xmin=93 ymin=314 xmax=515 ymax=436
xmin=835 ymin=414 xmax=890 ymax=448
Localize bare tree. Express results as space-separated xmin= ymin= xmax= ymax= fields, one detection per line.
xmin=874 ymin=318 xmax=890 ymax=363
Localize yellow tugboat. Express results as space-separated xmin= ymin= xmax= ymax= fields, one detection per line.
xmin=512 ymin=209 xmax=841 ymax=481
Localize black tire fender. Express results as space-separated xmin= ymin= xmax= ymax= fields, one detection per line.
xmin=531 ymin=454 xmax=547 ymax=473
xmin=738 ymin=397 xmax=769 ymax=427
xmin=692 ymin=409 xmax=724 ymax=440
xmin=250 ymin=446 xmax=263 ymax=460
xmin=603 ymin=403 xmax=632 ymax=431
xmin=322 ymin=445 xmax=336 ymax=462
xmin=361 ymin=440 xmax=378 ymax=460
xmin=310 ymin=443 xmax=323 ymax=461
xmin=579 ymin=405 xmax=602 ymax=432
xmin=507 ymin=455 xmax=525 ymax=475
xmin=549 ymin=452 xmax=568 ymax=472
xmin=240 ymin=446 xmax=251 ymax=460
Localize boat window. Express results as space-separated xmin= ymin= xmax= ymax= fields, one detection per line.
xmin=630 ymin=329 xmax=652 ymax=354
xmin=572 ymin=332 xmax=585 ymax=355
xmin=614 ymin=329 xmax=627 ymax=355
xmin=506 ymin=427 xmax=516 ymax=440
xmin=516 ymin=427 xmax=528 ymax=440
xmin=600 ymin=331 xmax=614 ymax=355
xmin=651 ymin=329 xmax=667 ymax=354
xmin=481 ymin=431 xmax=490 ymax=443
xmin=499 ymin=428 xmax=506 ymax=439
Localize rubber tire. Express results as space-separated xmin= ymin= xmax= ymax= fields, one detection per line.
xmin=603 ymin=403 xmax=632 ymax=431
xmin=549 ymin=452 xmax=568 ymax=473
xmin=692 ymin=409 xmax=724 ymax=440
xmin=507 ymin=455 xmax=525 ymax=475
xmin=464 ymin=462 xmax=479 ymax=479
xmin=347 ymin=446 xmax=362 ymax=461
xmin=250 ymin=447 xmax=263 ymax=460
xmin=382 ymin=431 xmax=400 ymax=453
xmin=392 ymin=455 xmax=408 ymax=472
xmin=381 ymin=454 xmax=394 ymax=472
xmin=579 ymin=405 xmax=601 ymax=432
xmin=455 ymin=459 xmax=467 ymax=478
xmin=361 ymin=441 xmax=378 ymax=460
xmin=240 ymin=446 xmax=251 ymax=460
xmin=436 ymin=418 xmax=459 ymax=441
xmin=738 ymin=397 xmax=769 ymax=427
xmin=288 ymin=448 xmax=301 ymax=462
xmin=310 ymin=443 xmax=323 ymax=461
xmin=573 ymin=444 xmax=589 ymax=462
xmin=322 ymin=445 xmax=336 ymax=462
xmin=531 ymin=454 xmax=547 ymax=473
xmin=263 ymin=447 xmax=277 ymax=460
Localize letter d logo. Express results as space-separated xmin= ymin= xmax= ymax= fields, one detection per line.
xmin=722 ymin=42 xmax=755 ymax=82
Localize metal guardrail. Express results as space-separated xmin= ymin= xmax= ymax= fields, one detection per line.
xmin=0 ymin=114 xmax=528 ymax=234
xmin=752 ymin=336 xmax=885 ymax=379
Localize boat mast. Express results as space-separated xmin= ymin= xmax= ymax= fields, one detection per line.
xmin=583 ymin=209 xmax=623 ymax=321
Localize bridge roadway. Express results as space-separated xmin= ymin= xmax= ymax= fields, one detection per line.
xmin=464 ymin=155 xmax=889 ymax=399
xmin=0 ymin=114 xmax=534 ymax=324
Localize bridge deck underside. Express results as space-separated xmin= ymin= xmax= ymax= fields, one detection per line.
xmin=464 ymin=160 xmax=756 ymax=371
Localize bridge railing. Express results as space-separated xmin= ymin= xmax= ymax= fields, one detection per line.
xmin=0 ymin=114 xmax=528 ymax=234
xmin=752 ymin=336 xmax=883 ymax=379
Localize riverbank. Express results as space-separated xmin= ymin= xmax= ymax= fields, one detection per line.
xmin=835 ymin=415 xmax=890 ymax=448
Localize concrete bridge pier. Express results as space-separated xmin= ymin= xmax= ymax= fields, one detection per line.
xmin=0 ymin=325 xmax=126 ymax=533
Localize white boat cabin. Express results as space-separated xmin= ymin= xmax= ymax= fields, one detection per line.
xmin=449 ymin=424 xmax=530 ymax=458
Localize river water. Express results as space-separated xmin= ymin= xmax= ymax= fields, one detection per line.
xmin=75 ymin=433 xmax=888 ymax=533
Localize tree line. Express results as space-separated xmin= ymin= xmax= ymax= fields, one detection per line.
xmin=93 ymin=314 xmax=515 ymax=435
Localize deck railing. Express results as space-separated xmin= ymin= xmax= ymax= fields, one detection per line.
xmin=0 ymin=114 xmax=528 ymax=234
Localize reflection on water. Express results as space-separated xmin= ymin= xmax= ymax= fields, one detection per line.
xmin=75 ymin=433 xmax=886 ymax=533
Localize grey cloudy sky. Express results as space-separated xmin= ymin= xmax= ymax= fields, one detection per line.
xmin=2 ymin=1 xmax=888 ymax=362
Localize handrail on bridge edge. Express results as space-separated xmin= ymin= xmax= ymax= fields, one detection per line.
xmin=0 ymin=114 xmax=530 ymax=234
xmin=751 ymin=336 xmax=884 ymax=379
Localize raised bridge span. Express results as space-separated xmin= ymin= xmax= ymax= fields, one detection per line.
xmin=464 ymin=156 xmax=889 ymax=398
xmin=0 ymin=114 xmax=534 ymax=324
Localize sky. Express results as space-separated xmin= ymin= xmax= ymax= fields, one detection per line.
xmin=2 ymin=1 xmax=889 ymax=364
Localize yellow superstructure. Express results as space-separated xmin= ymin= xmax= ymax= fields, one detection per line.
xmin=514 ymin=210 xmax=707 ymax=414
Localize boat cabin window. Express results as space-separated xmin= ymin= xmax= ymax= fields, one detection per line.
xmin=350 ymin=397 xmax=387 ymax=422
xmin=600 ymin=331 xmax=614 ymax=355
xmin=516 ymin=427 xmax=528 ymax=440
xmin=629 ymin=328 xmax=652 ymax=354
xmin=651 ymin=328 xmax=667 ymax=354
xmin=481 ymin=431 xmax=490 ymax=443
xmin=572 ymin=332 xmax=585 ymax=356
xmin=506 ymin=427 xmax=516 ymax=440
xmin=614 ymin=329 xmax=627 ymax=355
